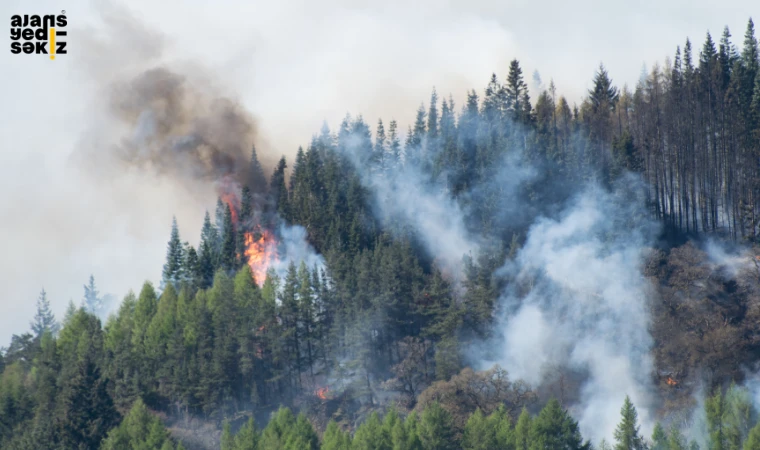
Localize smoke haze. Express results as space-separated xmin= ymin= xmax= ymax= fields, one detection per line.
xmin=0 ymin=0 xmax=756 ymax=417
xmin=483 ymin=180 xmax=659 ymax=442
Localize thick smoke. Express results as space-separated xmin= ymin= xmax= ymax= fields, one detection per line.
xmin=73 ymin=7 xmax=322 ymax=298
xmin=108 ymin=68 xmax=263 ymax=187
xmin=336 ymin=111 xmax=661 ymax=442
xmin=484 ymin=179 xmax=659 ymax=442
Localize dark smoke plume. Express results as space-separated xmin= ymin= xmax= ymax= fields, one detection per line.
xmin=109 ymin=67 xmax=261 ymax=187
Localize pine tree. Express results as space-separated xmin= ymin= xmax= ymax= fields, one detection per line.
xmin=613 ymin=396 xmax=646 ymax=450
xmin=57 ymin=352 xmax=120 ymax=449
xmin=667 ymin=425 xmax=688 ymax=450
xmin=388 ymin=120 xmax=401 ymax=166
xmin=707 ymin=388 xmax=729 ymax=450
xmin=237 ymin=186 xmax=254 ymax=267
xmin=83 ymin=274 xmax=104 ymax=316
xmin=249 ymin=144 xmax=268 ymax=195
xmin=101 ymin=398 xmax=176 ymax=450
xmin=505 ymin=59 xmax=527 ymax=122
xmin=651 ymin=423 xmax=668 ymax=450
xmin=418 ymin=401 xmax=455 ymax=450
xmin=271 ymin=156 xmax=289 ymax=219
xmin=530 ymin=398 xmax=589 ymax=450
xmin=163 ymin=217 xmax=184 ymax=286
xmin=220 ymin=204 xmax=237 ymax=272
xmin=411 ymin=105 xmax=427 ymax=150
xmin=323 ymin=421 xmax=352 ymax=450
xmin=199 ymin=211 xmax=218 ymax=289
xmin=183 ymin=242 xmax=201 ymax=288
xmin=353 ymin=412 xmax=391 ymax=450
xmin=428 ymin=88 xmax=439 ymax=139
xmin=30 ymin=289 xmax=58 ymax=337
xmin=462 ymin=408 xmax=496 ymax=450
xmin=375 ymin=118 xmax=387 ymax=169
xmin=589 ymin=64 xmax=619 ymax=113
xmin=514 ymin=407 xmax=532 ymax=450
xmin=745 ymin=421 xmax=760 ymax=449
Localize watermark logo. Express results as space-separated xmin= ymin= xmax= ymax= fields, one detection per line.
xmin=10 ymin=12 xmax=67 ymax=60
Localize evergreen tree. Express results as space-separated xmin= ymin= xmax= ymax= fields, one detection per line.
xmin=505 ymin=59 xmax=528 ymax=122
xmin=707 ymin=388 xmax=729 ymax=450
xmin=323 ymin=421 xmax=352 ymax=450
xmin=30 ymin=288 xmax=58 ymax=337
xmin=163 ymin=217 xmax=185 ymax=287
xmin=745 ymin=421 xmax=760 ymax=450
xmin=388 ymin=119 xmax=401 ymax=166
xmin=375 ymin=118 xmax=387 ymax=169
xmin=589 ymin=64 xmax=619 ymax=112
xmin=651 ymin=423 xmax=668 ymax=450
xmin=101 ymin=398 xmax=177 ymax=450
xmin=353 ymin=412 xmax=391 ymax=450
xmin=418 ymin=401 xmax=455 ymax=450
xmin=83 ymin=274 xmax=103 ymax=315
xmin=428 ymin=88 xmax=439 ymax=139
xmin=515 ymin=407 xmax=532 ymax=450
xmin=668 ymin=425 xmax=688 ymax=450
xmin=530 ymin=398 xmax=589 ymax=450
xmin=462 ymin=408 xmax=496 ymax=450
xmin=57 ymin=352 xmax=119 ymax=449
xmin=220 ymin=204 xmax=237 ymax=272
xmin=613 ymin=396 xmax=646 ymax=450
xmin=249 ymin=145 xmax=269 ymax=195
xmin=270 ymin=156 xmax=289 ymax=219
xmin=199 ymin=211 xmax=218 ymax=289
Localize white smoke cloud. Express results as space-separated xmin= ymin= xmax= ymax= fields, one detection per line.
xmin=271 ymin=223 xmax=326 ymax=280
xmin=371 ymin=163 xmax=479 ymax=276
xmin=486 ymin=182 xmax=658 ymax=443
xmin=703 ymin=239 xmax=756 ymax=279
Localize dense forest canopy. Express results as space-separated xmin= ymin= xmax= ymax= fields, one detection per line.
xmin=3 ymin=17 xmax=760 ymax=450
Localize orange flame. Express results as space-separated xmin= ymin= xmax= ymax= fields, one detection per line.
xmin=220 ymin=192 xmax=239 ymax=225
xmin=244 ymin=230 xmax=278 ymax=285
xmin=666 ymin=377 xmax=677 ymax=386
xmin=316 ymin=387 xmax=329 ymax=400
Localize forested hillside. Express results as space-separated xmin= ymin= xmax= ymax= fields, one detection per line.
xmin=3 ymin=18 xmax=760 ymax=450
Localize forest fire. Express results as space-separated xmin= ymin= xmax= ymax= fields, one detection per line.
xmin=220 ymin=192 xmax=239 ymax=225
xmin=217 ymin=176 xmax=241 ymax=225
xmin=316 ymin=387 xmax=329 ymax=400
xmin=244 ymin=230 xmax=278 ymax=285
xmin=666 ymin=377 xmax=678 ymax=387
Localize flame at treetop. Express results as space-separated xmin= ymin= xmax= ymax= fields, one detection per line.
xmin=244 ymin=230 xmax=278 ymax=286
xmin=217 ymin=175 xmax=241 ymax=225
xmin=316 ymin=387 xmax=329 ymax=400
xmin=220 ymin=192 xmax=239 ymax=225
xmin=666 ymin=377 xmax=678 ymax=387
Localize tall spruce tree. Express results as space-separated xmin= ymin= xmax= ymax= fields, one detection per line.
xmin=613 ymin=396 xmax=646 ymax=450
xmin=249 ymin=144 xmax=268 ymax=195
xmin=83 ymin=275 xmax=103 ymax=316
xmin=31 ymin=289 xmax=58 ymax=338
xmin=162 ymin=217 xmax=184 ymax=286
xmin=219 ymin=204 xmax=237 ymax=272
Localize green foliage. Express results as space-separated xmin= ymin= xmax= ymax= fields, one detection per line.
xmin=530 ymin=398 xmax=589 ymax=450
xmin=322 ymin=421 xmax=351 ymax=450
xmin=418 ymin=401 xmax=456 ymax=450
xmin=30 ymin=289 xmax=58 ymax=338
xmin=4 ymin=18 xmax=760 ymax=449
xmin=613 ymin=396 xmax=646 ymax=450
xmin=100 ymin=398 xmax=178 ymax=450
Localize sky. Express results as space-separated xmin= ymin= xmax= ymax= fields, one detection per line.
xmin=0 ymin=0 xmax=757 ymax=344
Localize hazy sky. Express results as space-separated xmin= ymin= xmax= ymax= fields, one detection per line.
xmin=0 ymin=0 xmax=756 ymax=344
